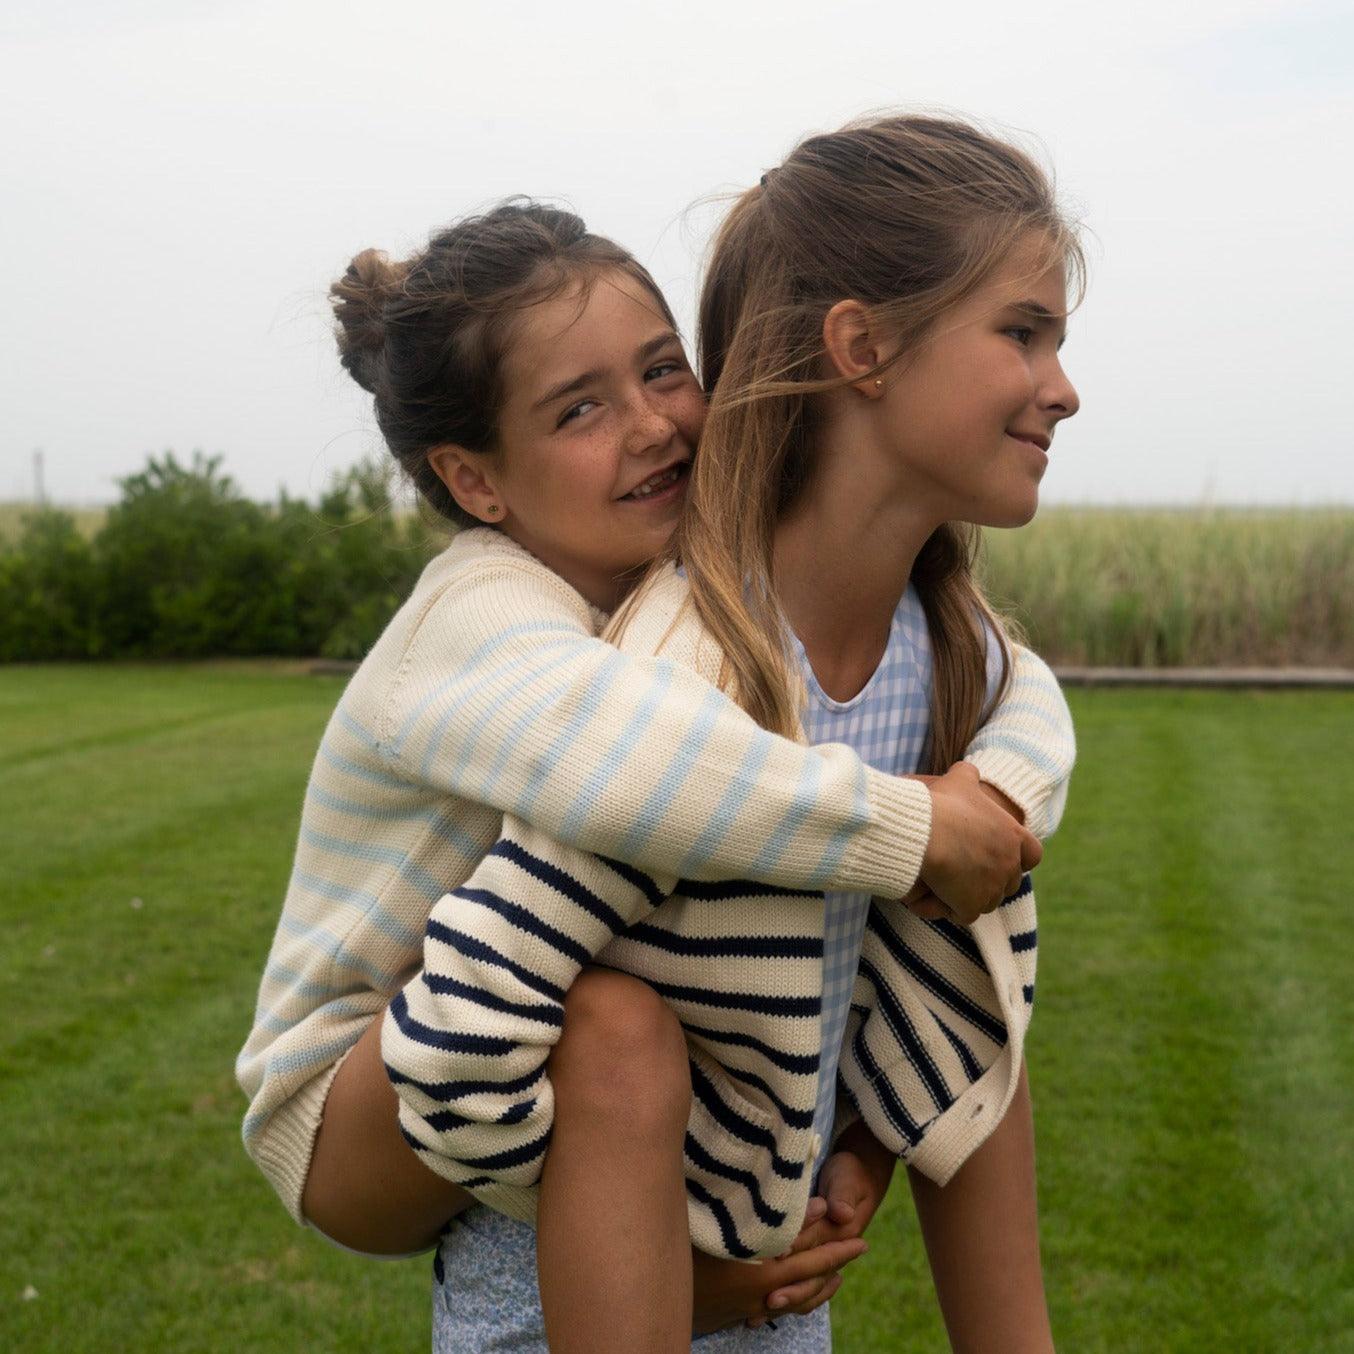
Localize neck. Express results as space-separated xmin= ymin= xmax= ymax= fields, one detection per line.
xmin=772 ymin=414 xmax=944 ymax=702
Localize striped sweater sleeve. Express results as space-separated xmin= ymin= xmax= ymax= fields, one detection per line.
xmin=380 ymin=540 xmax=931 ymax=899
xmin=962 ymin=643 xmax=1076 ymax=841
xmin=830 ymin=641 xmax=1073 ymax=1156
xmin=380 ymin=819 xmax=676 ymax=1224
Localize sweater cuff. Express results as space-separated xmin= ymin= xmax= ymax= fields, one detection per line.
xmin=840 ymin=770 xmax=932 ymax=898
xmin=963 ymin=748 xmax=1054 ymax=840
xmin=248 ymin=1056 xmax=347 ymax=1226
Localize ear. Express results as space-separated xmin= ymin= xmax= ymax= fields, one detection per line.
xmin=427 ymin=445 xmax=506 ymax=524
xmin=821 ymin=300 xmax=886 ymax=398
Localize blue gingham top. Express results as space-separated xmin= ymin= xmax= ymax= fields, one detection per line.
xmin=795 ymin=583 xmax=1000 ymax=1177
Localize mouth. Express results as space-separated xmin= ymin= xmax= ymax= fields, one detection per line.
xmin=1006 ymin=430 xmax=1051 ymax=453
xmin=617 ymin=460 xmax=690 ymax=504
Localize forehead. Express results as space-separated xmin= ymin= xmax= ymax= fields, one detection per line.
xmin=501 ymin=269 xmax=672 ymax=392
xmin=969 ymin=233 xmax=1069 ymax=315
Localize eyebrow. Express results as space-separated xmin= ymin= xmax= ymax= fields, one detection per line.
xmin=531 ymin=332 xmax=682 ymax=411
xmin=1009 ymin=299 xmax=1069 ymax=350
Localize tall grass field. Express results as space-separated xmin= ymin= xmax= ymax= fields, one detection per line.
xmin=978 ymin=507 xmax=1354 ymax=667
xmin=2 ymin=665 xmax=1351 ymax=1352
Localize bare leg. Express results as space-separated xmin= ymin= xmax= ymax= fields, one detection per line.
xmin=538 ymin=968 xmax=694 ymax=1354
xmin=303 ymin=1011 xmax=472 ymax=1254
xmin=907 ymin=1059 xmax=1055 ymax=1354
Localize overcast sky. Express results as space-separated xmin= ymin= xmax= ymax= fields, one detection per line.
xmin=3 ymin=0 xmax=1351 ymax=508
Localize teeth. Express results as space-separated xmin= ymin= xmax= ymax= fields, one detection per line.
xmin=629 ymin=465 xmax=682 ymax=498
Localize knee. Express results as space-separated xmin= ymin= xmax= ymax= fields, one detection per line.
xmin=551 ymin=969 xmax=690 ymax=1130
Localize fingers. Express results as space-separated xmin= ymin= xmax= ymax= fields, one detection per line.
xmin=906 ymin=893 xmax=950 ymax=921
xmin=749 ymin=1236 xmax=868 ymax=1329
xmin=765 ymin=1273 xmax=828 ymax=1315
xmin=785 ymin=1217 xmax=843 ymax=1254
xmin=1018 ymin=825 xmax=1043 ymax=871
xmin=777 ymin=1197 xmax=831 ymax=1259
xmin=825 ymin=1196 xmax=856 ymax=1226
xmin=753 ymin=1268 xmax=846 ymax=1326
xmin=791 ymin=1269 xmax=845 ymax=1317
xmin=817 ymin=1161 xmax=863 ymax=1227
xmin=772 ymin=1236 xmax=867 ymax=1283
xmin=766 ymin=1270 xmax=835 ymax=1315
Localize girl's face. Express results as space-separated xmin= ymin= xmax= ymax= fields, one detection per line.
xmin=877 ymin=232 xmax=1080 ymax=529
xmin=471 ymin=270 xmax=704 ymax=612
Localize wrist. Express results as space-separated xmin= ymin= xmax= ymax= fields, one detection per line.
xmin=976 ymin=776 xmax=1025 ymax=824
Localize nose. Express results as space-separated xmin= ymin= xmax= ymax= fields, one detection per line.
xmin=623 ymin=392 xmax=678 ymax=456
xmin=1039 ymin=355 xmax=1080 ymax=424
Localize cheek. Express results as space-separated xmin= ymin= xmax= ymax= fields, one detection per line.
xmin=672 ymin=388 xmax=708 ymax=443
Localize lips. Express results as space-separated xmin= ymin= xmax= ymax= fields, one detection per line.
xmin=1007 ymin=430 xmax=1051 ymax=452
xmin=619 ymin=460 xmax=689 ymax=501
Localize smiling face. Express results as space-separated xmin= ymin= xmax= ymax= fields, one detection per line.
xmin=876 ymin=232 xmax=1081 ymax=529
xmin=435 ymin=268 xmax=705 ymax=612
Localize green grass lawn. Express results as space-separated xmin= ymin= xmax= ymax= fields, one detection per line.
xmin=2 ymin=666 xmax=1351 ymax=1352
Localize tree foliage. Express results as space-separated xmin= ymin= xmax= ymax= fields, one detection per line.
xmin=0 ymin=452 xmax=443 ymax=661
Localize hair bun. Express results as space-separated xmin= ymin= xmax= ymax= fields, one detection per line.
xmin=330 ymin=247 xmax=410 ymax=394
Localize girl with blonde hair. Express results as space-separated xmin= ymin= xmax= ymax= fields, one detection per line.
xmin=385 ymin=112 xmax=1083 ymax=1351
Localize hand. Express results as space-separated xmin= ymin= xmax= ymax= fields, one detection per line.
xmin=690 ymin=1197 xmax=869 ymax=1336
xmin=747 ymin=1126 xmax=896 ymax=1329
xmin=920 ymin=763 xmax=1042 ymax=924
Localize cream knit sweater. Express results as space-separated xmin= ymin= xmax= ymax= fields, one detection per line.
xmin=382 ymin=560 xmax=1066 ymax=1258
xmin=237 ymin=529 xmax=1073 ymax=1244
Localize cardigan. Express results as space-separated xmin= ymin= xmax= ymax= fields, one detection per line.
xmin=799 ymin=579 xmax=986 ymax=1178
xmin=237 ymin=528 xmax=1073 ymax=1235
xmin=381 ymin=559 xmax=1071 ymax=1260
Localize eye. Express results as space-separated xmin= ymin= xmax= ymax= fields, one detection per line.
xmin=645 ymin=359 xmax=686 ymax=381
xmin=1003 ymin=326 xmax=1035 ymax=347
xmin=557 ymin=399 xmax=599 ymax=428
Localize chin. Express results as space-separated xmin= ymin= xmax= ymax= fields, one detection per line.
xmin=978 ymin=497 xmax=1040 ymax=530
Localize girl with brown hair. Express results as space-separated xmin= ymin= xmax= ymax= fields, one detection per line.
xmin=389 ymin=112 xmax=1083 ymax=1352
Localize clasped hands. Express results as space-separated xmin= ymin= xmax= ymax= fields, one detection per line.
xmin=691 ymin=1121 xmax=896 ymax=1335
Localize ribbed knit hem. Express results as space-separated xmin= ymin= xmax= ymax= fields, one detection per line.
xmin=964 ymin=748 xmax=1055 ymax=839
xmin=904 ymin=1043 xmax=1022 ymax=1187
xmin=248 ymin=1057 xmax=347 ymax=1226
xmin=842 ymin=770 xmax=932 ymax=898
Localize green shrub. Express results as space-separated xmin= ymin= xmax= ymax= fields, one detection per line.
xmin=1 ymin=452 xmax=443 ymax=663
xmin=0 ymin=509 xmax=100 ymax=660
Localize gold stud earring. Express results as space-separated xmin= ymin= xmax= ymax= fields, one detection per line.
xmin=486 ymin=504 xmax=501 ymax=517
xmin=874 ymin=378 xmax=884 ymax=390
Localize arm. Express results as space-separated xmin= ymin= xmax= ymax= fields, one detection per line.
xmin=388 ymin=549 xmax=1073 ymax=905
xmin=383 ymin=543 xmax=932 ymax=896
xmin=831 ymin=640 xmax=1067 ymax=1164
xmin=883 ymin=640 xmax=1071 ymax=924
